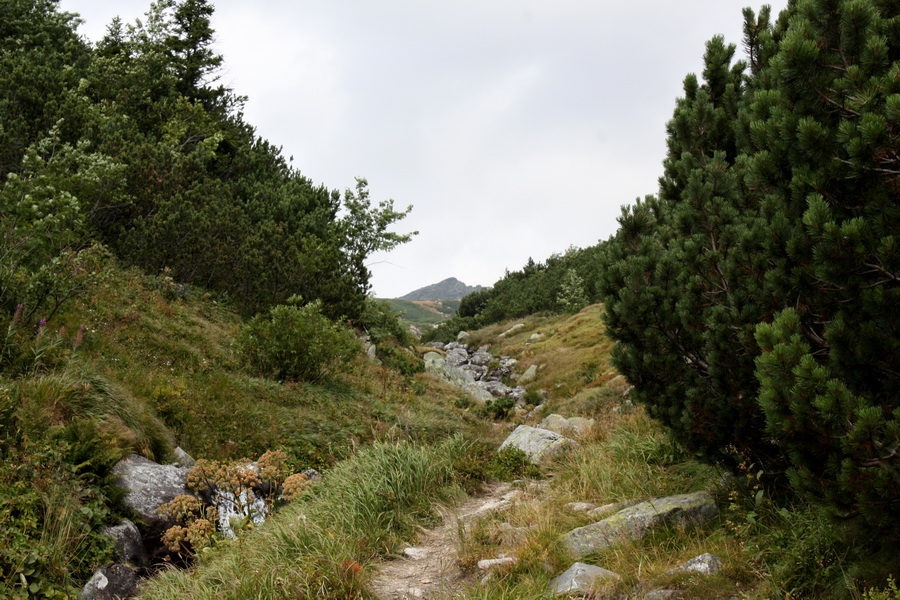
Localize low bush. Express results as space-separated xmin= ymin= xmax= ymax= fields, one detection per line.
xmin=237 ymin=301 xmax=360 ymax=382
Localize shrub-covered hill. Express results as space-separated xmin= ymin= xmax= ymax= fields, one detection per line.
xmin=0 ymin=251 xmax=489 ymax=597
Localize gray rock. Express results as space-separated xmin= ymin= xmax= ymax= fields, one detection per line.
xmin=302 ymin=468 xmax=322 ymax=482
xmin=81 ymin=564 xmax=140 ymax=600
xmin=564 ymin=502 xmax=597 ymax=513
xmin=464 ymin=364 xmax=488 ymax=381
xmin=539 ymin=414 xmax=571 ymax=434
xmin=426 ymin=357 xmax=492 ymax=402
xmin=499 ymin=323 xmax=525 ymax=337
xmin=402 ymin=547 xmax=429 ymax=560
xmin=561 ymin=491 xmax=719 ymax=557
xmin=470 ymin=350 xmax=493 ymax=366
xmin=477 ymin=557 xmax=518 ymax=570
xmin=112 ymin=454 xmax=190 ymax=524
xmin=519 ymin=364 xmax=538 ymax=384
xmin=529 ymin=333 xmax=544 ymax=342
xmin=663 ymin=553 xmax=723 ymax=576
xmin=427 ymin=342 xmax=445 ymax=349
xmin=456 ymin=330 xmax=470 ymax=342
xmin=423 ymin=351 xmax=443 ymax=364
xmin=480 ymin=380 xmax=512 ymax=397
xmin=171 ymin=446 xmax=195 ymax=468
xmin=548 ymin=562 xmax=620 ymax=595
xmin=101 ymin=520 xmax=147 ymax=568
xmin=566 ymin=417 xmax=595 ymax=436
xmin=586 ymin=499 xmax=642 ymax=520
xmin=445 ymin=347 xmax=470 ymax=368
xmin=498 ymin=425 xmax=577 ymax=464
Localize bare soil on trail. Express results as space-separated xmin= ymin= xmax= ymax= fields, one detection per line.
xmin=369 ymin=482 xmax=515 ymax=600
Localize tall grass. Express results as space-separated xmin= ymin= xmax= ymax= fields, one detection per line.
xmin=140 ymin=439 xmax=471 ymax=600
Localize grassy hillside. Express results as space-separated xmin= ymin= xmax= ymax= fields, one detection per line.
xmin=383 ymin=298 xmax=460 ymax=327
xmin=139 ymin=305 xmax=898 ymax=599
xmin=0 ymin=253 xmax=490 ymax=597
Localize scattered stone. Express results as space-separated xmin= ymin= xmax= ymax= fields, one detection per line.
xmin=564 ymin=502 xmax=597 ymax=513
xmin=101 ymin=520 xmax=147 ymax=568
xmin=81 ymin=563 xmax=140 ymax=600
xmin=470 ymin=350 xmax=493 ymax=366
xmin=663 ymin=553 xmax=723 ymax=576
xmin=477 ymin=557 xmax=518 ymax=571
xmin=529 ymin=333 xmax=544 ymax=342
xmin=456 ymin=331 xmax=470 ymax=342
xmin=302 ymin=468 xmax=322 ymax=482
xmin=560 ymin=491 xmax=719 ymax=557
xmin=499 ymin=323 xmax=525 ymax=337
xmin=548 ymin=562 xmax=621 ymax=595
xmin=171 ymin=446 xmax=195 ymax=468
xmin=427 ymin=342 xmax=445 ymax=349
xmin=518 ymin=364 xmax=538 ymax=384
xmin=537 ymin=414 xmax=597 ymax=437
xmin=566 ymin=417 xmax=596 ymax=436
xmin=112 ymin=455 xmax=190 ymax=524
xmin=499 ymin=425 xmax=577 ymax=464
xmin=402 ymin=547 xmax=429 ymax=560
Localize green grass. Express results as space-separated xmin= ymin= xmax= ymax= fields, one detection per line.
xmin=140 ymin=439 xmax=473 ymax=600
xmin=382 ymin=298 xmax=458 ymax=326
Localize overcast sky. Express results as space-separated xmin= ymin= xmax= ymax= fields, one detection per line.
xmin=59 ymin=0 xmax=787 ymax=298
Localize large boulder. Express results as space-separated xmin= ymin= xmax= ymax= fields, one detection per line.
xmin=80 ymin=563 xmax=140 ymax=600
xmin=101 ymin=520 xmax=147 ymax=568
xmin=498 ymin=425 xmax=577 ymax=464
xmin=112 ymin=454 xmax=190 ymax=524
xmin=561 ymin=491 xmax=718 ymax=557
xmin=548 ymin=562 xmax=621 ymax=595
xmin=540 ymin=414 xmax=596 ymax=437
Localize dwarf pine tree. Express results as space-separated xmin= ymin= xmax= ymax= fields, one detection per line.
xmin=602 ymin=0 xmax=900 ymax=545
xmin=600 ymin=34 xmax=778 ymax=464
xmin=751 ymin=0 xmax=900 ymax=538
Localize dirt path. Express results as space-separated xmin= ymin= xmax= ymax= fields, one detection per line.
xmin=369 ymin=482 xmax=517 ymax=600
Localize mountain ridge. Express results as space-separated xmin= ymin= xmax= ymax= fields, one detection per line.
xmin=397 ymin=277 xmax=482 ymax=301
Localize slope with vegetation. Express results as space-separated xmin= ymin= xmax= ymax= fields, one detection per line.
xmin=1 ymin=0 xmax=898 ymax=598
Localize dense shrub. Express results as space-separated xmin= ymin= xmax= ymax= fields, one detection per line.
xmin=237 ymin=301 xmax=360 ymax=382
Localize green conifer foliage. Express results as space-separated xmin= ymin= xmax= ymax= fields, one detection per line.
xmin=600 ymin=0 xmax=900 ymax=542
xmin=751 ymin=0 xmax=900 ymax=536
xmin=600 ymin=35 xmax=777 ymax=464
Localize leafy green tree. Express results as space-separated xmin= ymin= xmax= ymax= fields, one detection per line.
xmin=0 ymin=0 xmax=89 ymax=177
xmin=556 ymin=268 xmax=588 ymax=313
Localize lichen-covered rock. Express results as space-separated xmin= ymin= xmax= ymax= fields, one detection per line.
xmin=548 ymin=562 xmax=621 ymax=595
xmin=663 ymin=553 xmax=723 ymax=576
xmin=586 ymin=498 xmax=642 ymax=520
xmin=101 ymin=520 xmax=146 ymax=568
xmin=80 ymin=563 xmax=140 ymax=600
xmin=518 ymin=364 xmax=538 ymax=384
xmin=561 ymin=491 xmax=718 ymax=557
xmin=498 ymin=425 xmax=577 ymax=464
xmin=540 ymin=414 xmax=595 ymax=436
xmin=112 ymin=455 xmax=190 ymax=524
xmin=171 ymin=446 xmax=195 ymax=468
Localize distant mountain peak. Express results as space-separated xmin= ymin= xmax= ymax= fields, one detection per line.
xmin=398 ymin=277 xmax=482 ymax=301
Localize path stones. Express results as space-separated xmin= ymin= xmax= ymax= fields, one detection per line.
xmin=548 ymin=562 xmax=621 ymax=595
xmin=561 ymin=491 xmax=718 ymax=557
xmin=498 ymin=425 xmax=577 ymax=464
